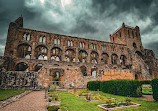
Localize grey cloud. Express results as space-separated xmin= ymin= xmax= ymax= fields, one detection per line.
xmin=145 ymin=42 xmax=158 ymax=58
xmin=71 ymin=19 xmax=98 ymax=34
xmin=0 ymin=0 xmax=158 ymax=58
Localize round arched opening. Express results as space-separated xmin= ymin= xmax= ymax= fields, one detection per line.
xmin=15 ymin=62 xmax=28 ymax=71
xmin=35 ymin=64 xmax=43 ymax=72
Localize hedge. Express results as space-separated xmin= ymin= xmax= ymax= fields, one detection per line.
xmin=87 ymin=81 xmax=101 ymax=91
xmin=140 ymin=80 xmax=151 ymax=84
xmin=99 ymin=80 xmax=142 ymax=97
xmin=151 ymin=78 xmax=158 ymax=101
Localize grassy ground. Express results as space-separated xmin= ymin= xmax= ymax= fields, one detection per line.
xmin=0 ymin=89 xmax=25 ymax=101
xmin=58 ymin=91 xmax=158 ymax=111
xmin=142 ymin=87 xmax=153 ymax=94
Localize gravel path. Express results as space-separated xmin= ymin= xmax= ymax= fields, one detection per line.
xmin=0 ymin=91 xmax=47 ymax=111
xmin=136 ymin=95 xmax=155 ymax=101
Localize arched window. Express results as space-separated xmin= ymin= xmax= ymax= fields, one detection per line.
xmin=111 ymin=54 xmax=118 ymax=65
xmin=39 ymin=36 xmax=46 ymax=43
xmin=101 ymin=53 xmax=109 ymax=64
xmin=68 ymin=40 xmax=70 ymax=46
xmin=28 ymin=46 xmax=31 ymax=51
xmin=71 ymin=41 xmax=73 ymax=46
xmin=25 ymin=54 xmax=31 ymax=59
xmin=83 ymin=42 xmax=85 ymax=48
xmin=35 ymin=45 xmax=48 ymax=60
xmin=78 ymin=50 xmax=88 ymax=63
xmin=58 ymin=39 xmax=60 ymax=45
xmin=91 ymin=43 xmax=96 ymax=49
xmin=56 ymin=57 xmax=60 ymax=61
xmin=120 ymin=55 xmax=127 ymax=65
xmin=91 ymin=69 xmax=97 ymax=77
xmin=17 ymin=44 xmax=31 ymax=58
xmin=54 ymin=38 xmax=57 ymax=44
xmin=80 ymin=42 xmax=82 ymax=48
xmin=38 ymin=55 xmax=43 ymax=60
xmin=23 ymin=33 xmax=27 ymax=40
xmin=65 ymin=49 xmax=75 ymax=62
xmin=39 ymin=36 xmax=42 ymax=42
xmin=27 ymin=34 xmax=30 ymax=41
xmin=53 ymin=72 xmax=60 ymax=81
xmin=15 ymin=62 xmax=28 ymax=71
xmin=44 ymin=56 xmax=48 ymax=60
xmin=91 ymin=51 xmax=98 ymax=64
xmin=80 ymin=42 xmax=85 ymax=48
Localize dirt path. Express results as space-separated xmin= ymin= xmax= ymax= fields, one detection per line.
xmin=0 ymin=91 xmax=47 ymax=111
xmin=136 ymin=95 xmax=155 ymax=101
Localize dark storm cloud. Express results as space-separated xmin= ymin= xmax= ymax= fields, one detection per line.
xmin=71 ymin=19 xmax=98 ymax=34
xmin=91 ymin=0 xmax=153 ymax=16
xmin=0 ymin=0 xmax=158 ymax=58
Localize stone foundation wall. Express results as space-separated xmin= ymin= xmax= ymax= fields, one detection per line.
xmin=0 ymin=71 xmax=39 ymax=89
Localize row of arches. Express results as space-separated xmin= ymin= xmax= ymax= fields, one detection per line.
xmin=17 ymin=44 xmax=127 ymax=65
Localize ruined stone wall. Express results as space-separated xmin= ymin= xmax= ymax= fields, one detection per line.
xmin=2 ymin=17 xmax=158 ymax=89
xmin=0 ymin=71 xmax=38 ymax=89
xmin=102 ymin=69 xmax=134 ymax=81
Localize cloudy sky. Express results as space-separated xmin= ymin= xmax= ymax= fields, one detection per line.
xmin=0 ymin=0 xmax=158 ymax=58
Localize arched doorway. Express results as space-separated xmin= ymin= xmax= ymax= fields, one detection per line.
xmin=15 ymin=62 xmax=28 ymax=71
xmin=50 ymin=68 xmax=64 ymax=86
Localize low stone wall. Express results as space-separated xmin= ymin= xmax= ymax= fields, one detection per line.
xmin=0 ymin=71 xmax=39 ymax=89
xmin=0 ymin=90 xmax=32 ymax=109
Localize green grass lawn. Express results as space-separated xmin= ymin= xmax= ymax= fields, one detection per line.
xmin=142 ymin=87 xmax=153 ymax=94
xmin=0 ymin=89 xmax=25 ymax=101
xmin=58 ymin=91 xmax=158 ymax=111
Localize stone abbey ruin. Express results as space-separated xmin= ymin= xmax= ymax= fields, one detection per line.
xmin=0 ymin=16 xmax=158 ymax=89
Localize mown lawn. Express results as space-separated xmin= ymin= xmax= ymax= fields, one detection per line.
xmin=0 ymin=89 xmax=25 ymax=101
xmin=58 ymin=91 xmax=158 ymax=111
xmin=142 ymin=87 xmax=153 ymax=94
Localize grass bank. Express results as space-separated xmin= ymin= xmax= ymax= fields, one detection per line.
xmin=0 ymin=89 xmax=25 ymax=101
xmin=58 ymin=91 xmax=158 ymax=111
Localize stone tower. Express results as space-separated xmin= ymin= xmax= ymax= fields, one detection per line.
xmin=110 ymin=23 xmax=144 ymax=54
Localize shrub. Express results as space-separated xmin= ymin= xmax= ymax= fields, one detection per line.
xmin=140 ymin=80 xmax=151 ymax=84
xmin=78 ymin=91 xmax=83 ymax=96
xmin=47 ymin=106 xmax=60 ymax=111
xmin=87 ymin=81 xmax=101 ymax=91
xmin=151 ymin=78 xmax=158 ymax=101
xmin=100 ymin=79 xmax=142 ymax=97
xmin=52 ymin=94 xmax=59 ymax=101
xmin=49 ymin=86 xmax=56 ymax=92
xmin=48 ymin=98 xmax=52 ymax=102
xmin=136 ymin=86 xmax=142 ymax=97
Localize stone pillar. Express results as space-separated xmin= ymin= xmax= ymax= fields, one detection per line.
xmin=62 ymin=46 xmax=66 ymax=61
xmin=87 ymin=49 xmax=91 ymax=63
xmin=75 ymin=48 xmax=78 ymax=62
xmin=47 ymin=46 xmax=51 ymax=60
xmin=31 ymin=42 xmax=35 ymax=59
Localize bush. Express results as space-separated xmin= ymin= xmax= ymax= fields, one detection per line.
xmin=49 ymin=86 xmax=56 ymax=92
xmin=151 ymin=78 xmax=158 ymax=101
xmin=140 ymin=80 xmax=151 ymax=84
xmin=87 ymin=81 xmax=101 ymax=91
xmin=100 ymin=80 xmax=142 ymax=97
xmin=47 ymin=106 xmax=60 ymax=111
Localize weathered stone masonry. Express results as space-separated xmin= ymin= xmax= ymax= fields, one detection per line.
xmin=1 ymin=16 xmax=158 ymax=88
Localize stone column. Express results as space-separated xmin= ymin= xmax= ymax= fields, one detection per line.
xmin=31 ymin=42 xmax=35 ymax=59
xmin=75 ymin=48 xmax=78 ymax=62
